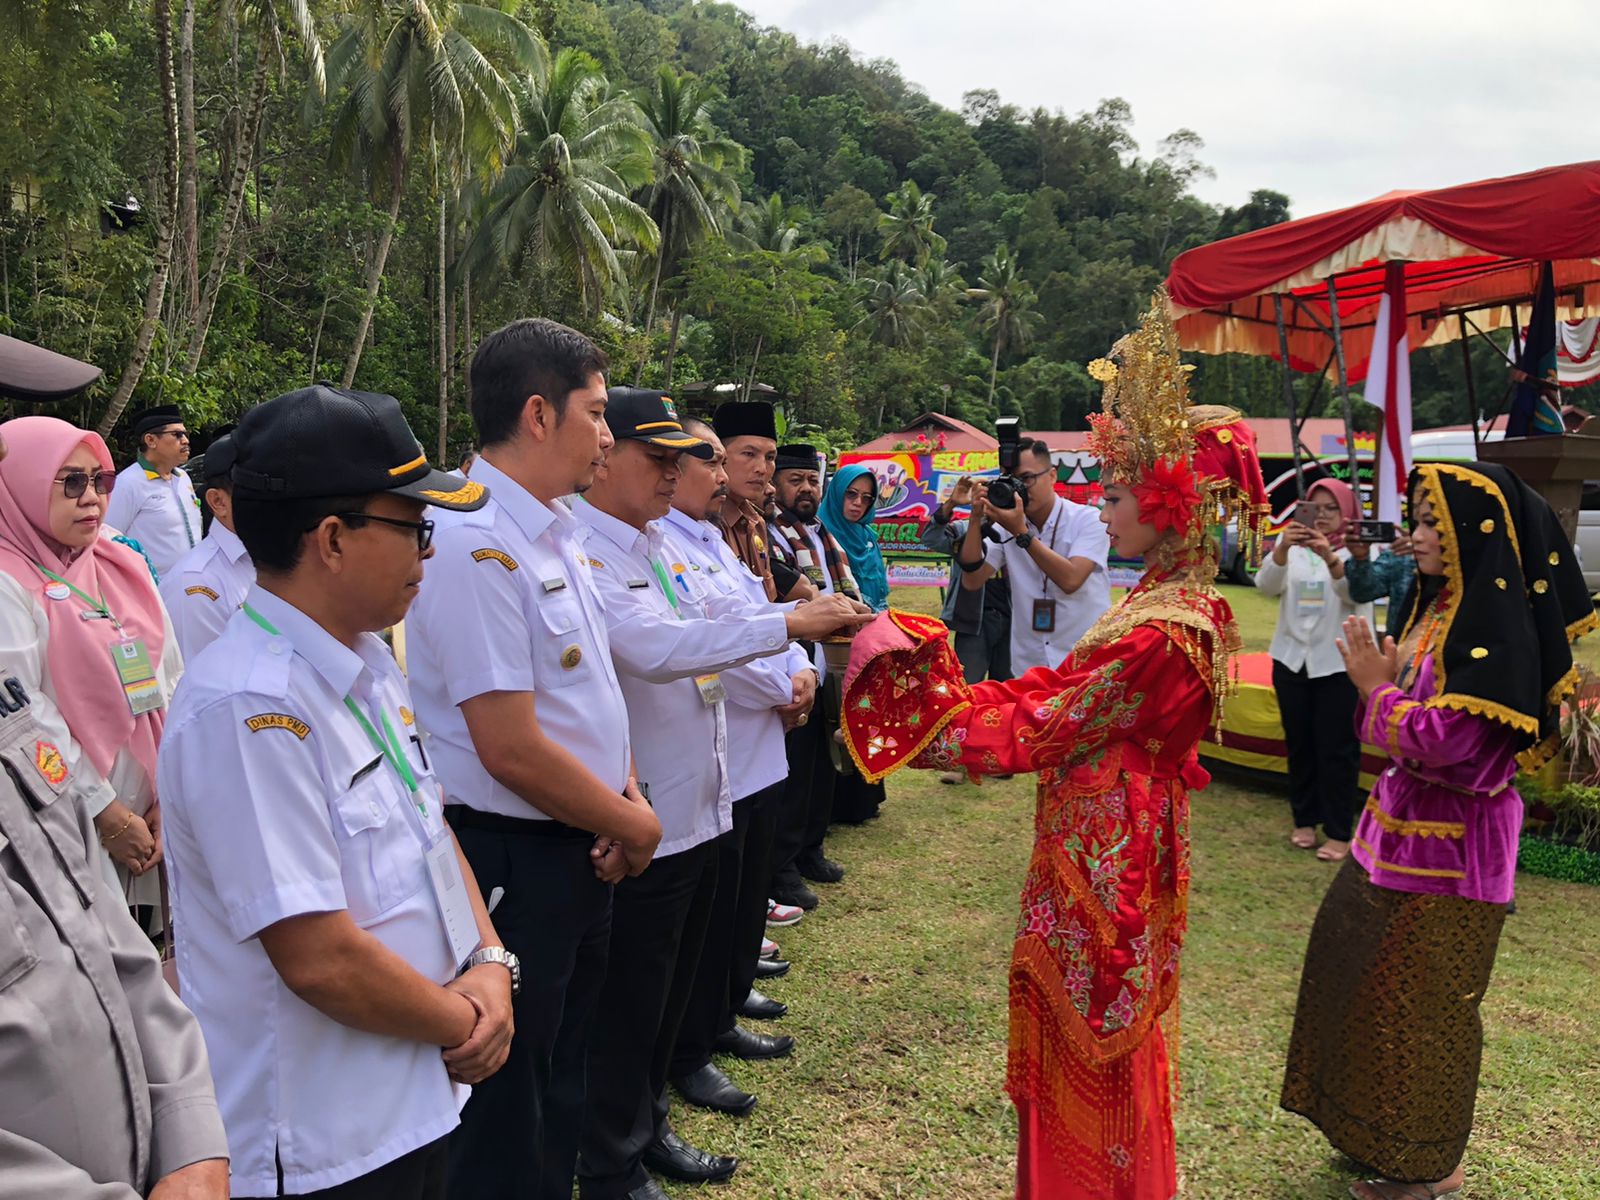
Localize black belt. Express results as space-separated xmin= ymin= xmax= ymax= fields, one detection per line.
xmin=445 ymin=805 xmax=593 ymax=840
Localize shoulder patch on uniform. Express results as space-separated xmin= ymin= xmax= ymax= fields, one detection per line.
xmin=400 ymin=705 xmax=415 ymax=727
xmin=471 ymin=548 xmax=519 ymax=571
xmin=588 ymin=557 xmax=605 ymax=569
xmin=245 ymin=712 xmax=311 ymax=739
xmin=184 ymin=585 xmax=220 ymax=601
xmin=35 ymin=741 xmax=68 ymax=785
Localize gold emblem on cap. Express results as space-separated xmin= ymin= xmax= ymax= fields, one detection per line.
xmin=561 ymin=645 xmax=583 ymax=670
xmin=419 ymin=479 xmax=486 ymax=505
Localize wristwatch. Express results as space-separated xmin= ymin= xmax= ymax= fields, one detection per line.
xmin=462 ymin=946 xmax=521 ymax=996
xmin=1014 ymin=531 xmax=1035 ymax=549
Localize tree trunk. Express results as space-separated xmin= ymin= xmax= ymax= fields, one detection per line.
xmin=662 ymin=306 xmax=683 ymax=390
xmin=634 ymin=205 xmax=671 ymax=386
xmin=743 ymin=333 xmax=763 ymax=401
xmin=185 ymin=35 xmax=270 ymax=373
xmin=986 ymin=330 xmax=1001 ymax=408
xmin=309 ymin=294 xmax=329 ymax=382
xmin=342 ymin=163 xmax=406 ymax=388
xmin=462 ymin=269 xmax=473 ymax=414
xmin=437 ymin=181 xmax=449 ymax=463
xmin=98 ymin=0 xmax=180 ymax=439
xmin=177 ymin=0 xmax=199 ymax=320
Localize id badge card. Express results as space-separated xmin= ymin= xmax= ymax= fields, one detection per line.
xmin=1031 ymin=598 xmax=1057 ymax=634
xmin=1295 ymin=579 xmax=1327 ymax=618
xmin=694 ymin=673 xmax=728 ymax=706
xmin=111 ymin=638 xmax=164 ymax=715
xmin=423 ymin=823 xmax=481 ymax=968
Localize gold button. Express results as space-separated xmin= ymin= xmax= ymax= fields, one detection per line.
xmin=561 ymin=645 xmax=583 ymax=670
xmin=1550 ymin=552 xmax=1561 ymax=565
xmin=1217 ymin=428 xmax=1234 ymax=444
xmin=1534 ymin=580 xmax=1549 ymax=594
xmin=1480 ymin=518 xmax=1495 ymax=533
xmin=1495 ymin=578 xmax=1507 ymax=589
xmin=1471 ymin=647 xmax=1489 ymax=659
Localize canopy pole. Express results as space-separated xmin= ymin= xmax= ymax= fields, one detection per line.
xmin=1325 ymin=277 xmax=1363 ymax=515
xmin=1460 ymin=322 xmax=1482 ymax=449
xmin=1273 ymin=293 xmax=1305 ymax=496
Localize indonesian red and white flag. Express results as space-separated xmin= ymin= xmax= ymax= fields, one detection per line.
xmin=1364 ymin=262 xmax=1412 ymax=524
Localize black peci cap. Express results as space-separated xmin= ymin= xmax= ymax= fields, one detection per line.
xmin=131 ymin=404 xmax=184 ymax=440
xmin=606 ymin=388 xmax=712 ymax=458
xmin=775 ymin=443 xmax=819 ymax=473
xmin=712 ymin=400 xmax=777 ymax=443
xmin=231 ymin=384 xmax=488 ymax=511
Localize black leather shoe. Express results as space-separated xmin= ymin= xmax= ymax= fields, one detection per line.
xmin=797 ymin=851 xmax=844 ymax=884
xmin=671 ymin=1063 xmax=757 ymax=1116
xmin=622 ymin=1180 xmax=671 ymax=1200
xmin=770 ymin=870 xmax=818 ymax=910
xmin=755 ymin=956 xmax=790 ymax=979
xmin=714 ymin=1024 xmax=795 ymax=1060
xmin=740 ymin=988 xmax=788 ymax=1021
xmin=642 ymin=1129 xmax=738 ymax=1184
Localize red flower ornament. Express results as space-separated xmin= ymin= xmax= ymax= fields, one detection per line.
xmin=1131 ymin=456 xmax=1202 ymax=535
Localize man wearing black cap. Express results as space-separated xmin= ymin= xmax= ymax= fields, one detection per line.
xmin=404 ymin=319 xmax=664 ymax=1200
xmin=765 ymin=444 xmax=860 ymax=913
xmin=105 ymin=403 xmax=200 ymax=578
xmin=159 ymin=430 xmax=256 ymax=660
xmin=157 ymin=385 xmax=516 ymax=1199
xmin=573 ymin=391 xmax=867 ymax=1199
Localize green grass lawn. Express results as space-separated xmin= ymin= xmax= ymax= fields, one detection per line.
xmin=665 ymin=582 xmax=1600 ymax=1199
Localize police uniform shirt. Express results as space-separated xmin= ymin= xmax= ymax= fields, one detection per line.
xmin=661 ymin=507 xmax=809 ymax=801
xmin=0 ymin=670 xmax=228 ymax=1197
xmin=104 ymin=460 xmax=200 ymax=579
xmin=157 ymin=588 xmax=462 ymax=1197
xmin=573 ymin=501 xmax=791 ymax=856
xmin=983 ymin=494 xmax=1112 ymax=673
xmin=406 ymin=457 xmax=630 ymax=818
xmin=158 ymin=522 xmax=255 ymax=661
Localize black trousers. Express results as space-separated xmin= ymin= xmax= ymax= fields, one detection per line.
xmin=445 ymin=812 xmax=612 ymax=1200
xmin=671 ymin=781 xmax=784 ymax=1077
xmin=577 ymin=837 xmax=720 ymax=1199
xmin=953 ymin=608 xmax=1013 ymax=685
xmin=1272 ymin=661 xmax=1363 ymax=841
xmin=242 ymin=1136 xmax=448 ymax=1199
xmin=772 ymin=714 xmax=835 ymax=878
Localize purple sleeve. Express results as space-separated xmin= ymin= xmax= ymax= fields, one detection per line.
xmin=1359 ymin=682 xmax=1500 ymax=768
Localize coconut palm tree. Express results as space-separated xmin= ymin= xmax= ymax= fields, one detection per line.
xmin=632 ymin=65 xmax=740 ymax=381
xmin=457 ymin=49 xmax=656 ymax=317
xmin=878 ymin=179 xmax=944 ymax=268
xmin=324 ymin=0 xmax=543 ymax=386
xmin=967 ymin=243 xmax=1040 ymax=407
xmin=917 ymin=256 xmax=966 ymax=321
xmin=857 ymin=260 xmax=927 ymax=348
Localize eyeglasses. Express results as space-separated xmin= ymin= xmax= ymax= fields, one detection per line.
xmin=333 ymin=512 xmax=435 ymax=554
xmin=53 ymin=470 xmax=118 ymax=499
xmin=1015 ymin=469 xmax=1052 ymax=486
xmin=153 ymin=429 xmax=190 ymax=441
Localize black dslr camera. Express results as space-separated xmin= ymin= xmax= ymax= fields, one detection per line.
xmin=985 ymin=417 xmax=1026 ymax=510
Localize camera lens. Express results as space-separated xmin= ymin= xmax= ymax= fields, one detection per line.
xmin=986 ymin=478 xmax=1019 ymax=509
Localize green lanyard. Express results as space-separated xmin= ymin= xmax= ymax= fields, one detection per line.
xmin=242 ymin=603 xmax=420 ymax=797
xmin=650 ymin=559 xmax=683 ymax=618
xmin=33 ymin=562 xmax=119 ymax=627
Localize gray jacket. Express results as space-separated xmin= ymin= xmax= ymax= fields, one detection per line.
xmin=0 ymin=676 xmax=227 ymax=1197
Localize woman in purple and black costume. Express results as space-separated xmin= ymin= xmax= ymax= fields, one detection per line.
xmin=1281 ymin=460 xmax=1595 ymax=1200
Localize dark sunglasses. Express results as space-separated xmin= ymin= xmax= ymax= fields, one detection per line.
xmin=153 ymin=428 xmax=190 ymax=440
xmin=333 ymin=512 xmax=434 ymax=554
xmin=54 ymin=470 xmax=118 ymax=499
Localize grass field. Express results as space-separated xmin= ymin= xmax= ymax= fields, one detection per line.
xmin=664 ymin=583 xmax=1600 ymax=1199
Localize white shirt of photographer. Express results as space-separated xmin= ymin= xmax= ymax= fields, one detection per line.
xmin=1254 ymin=544 xmax=1372 ymax=679
xmin=984 ymin=494 xmax=1112 ymax=673
xmin=572 ymin=501 xmax=791 ymax=857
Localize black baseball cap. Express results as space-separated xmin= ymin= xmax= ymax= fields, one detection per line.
xmin=605 ymin=388 xmax=712 ymax=459
xmin=231 ymin=384 xmax=488 ymax=511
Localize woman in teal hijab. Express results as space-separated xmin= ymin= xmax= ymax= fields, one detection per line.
xmin=820 ymin=463 xmax=890 ymax=611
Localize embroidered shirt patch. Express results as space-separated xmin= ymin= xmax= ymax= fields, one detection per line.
xmin=471 ymin=548 xmax=519 ymax=571
xmin=245 ymin=712 xmax=311 ymax=739
xmin=35 ymin=741 xmax=68 ymax=785
xmin=184 ymin=585 xmax=220 ymax=601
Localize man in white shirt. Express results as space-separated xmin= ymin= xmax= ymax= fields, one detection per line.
xmin=573 ymin=392 xmax=867 ymax=1199
xmin=106 ymin=404 xmax=200 ymax=578
xmin=664 ymin=418 xmax=817 ymax=1118
xmin=404 ymin=320 xmax=663 ymax=1200
xmin=159 ymin=432 xmax=256 ymax=660
xmin=960 ymin=438 xmax=1112 ymax=673
xmin=158 ymin=385 xmax=515 ymax=1200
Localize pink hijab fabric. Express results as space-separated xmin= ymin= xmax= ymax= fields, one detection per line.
xmin=0 ymin=416 xmax=167 ymax=784
xmin=1307 ymin=478 xmax=1358 ymax=550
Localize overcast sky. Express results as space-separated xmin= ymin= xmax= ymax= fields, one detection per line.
xmin=746 ymin=0 xmax=1595 ymax=218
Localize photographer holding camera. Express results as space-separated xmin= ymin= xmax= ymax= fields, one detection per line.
xmin=957 ymin=435 xmax=1110 ymax=675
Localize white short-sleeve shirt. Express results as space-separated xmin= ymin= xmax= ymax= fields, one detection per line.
xmin=104 ymin=461 xmax=200 ymax=579
xmin=983 ymin=495 xmax=1112 ymax=673
xmin=405 ymin=458 xmax=631 ymax=818
xmin=573 ymin=501 xmax=791 ymax=855
xmin=157 ymin=588 xmax=462 ymax=1197
xmin=158 ymin=522 xmax=256 ymax=661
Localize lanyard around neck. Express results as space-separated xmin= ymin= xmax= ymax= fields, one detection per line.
xmin=33 ymin=562 xmax=118 ymax=626
xmin=649 ymin=558 xmax=683 ymax=618
xmin=242 ymin=602 xmax=419 ymax=793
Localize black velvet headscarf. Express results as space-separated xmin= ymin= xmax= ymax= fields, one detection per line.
xmin=1396 ymin=461 xmax=1596 ymax=766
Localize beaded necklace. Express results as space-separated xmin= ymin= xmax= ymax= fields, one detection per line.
xmin=1396 ymin=588 xmax=1450 ymax=691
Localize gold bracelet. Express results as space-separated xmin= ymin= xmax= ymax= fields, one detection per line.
xmin=99 ymin=812 xmax=135 ymax=845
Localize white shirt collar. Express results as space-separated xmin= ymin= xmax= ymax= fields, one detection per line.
xmin=469 ymin=457 xmax=565 ymax=543
xmin=572 ymin=499 xmax=658 ymax=559
xmin=245 ymin=588 xmax=367 ymax=700
xmin=208 ymin=521 xmax=250 ymax=564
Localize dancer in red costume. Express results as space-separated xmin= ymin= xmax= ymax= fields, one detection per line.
xmin=839 ymin=294 xmax=1268 ymax=1200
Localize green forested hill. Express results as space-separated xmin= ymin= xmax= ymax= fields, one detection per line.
xmin=0 ymin=0 xmax=1492 ymax=456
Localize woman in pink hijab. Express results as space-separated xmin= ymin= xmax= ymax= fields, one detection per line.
xmin=0 ymin=416 xmax=182 ymax=899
